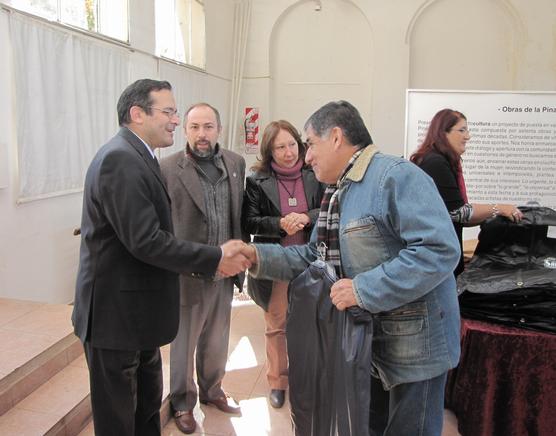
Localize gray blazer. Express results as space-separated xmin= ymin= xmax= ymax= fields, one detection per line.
xmin=160 ymin=147 xmax=246 ymax=305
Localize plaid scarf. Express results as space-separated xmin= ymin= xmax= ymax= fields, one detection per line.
xmin=317 ymin=149 xmax=364 ymax=277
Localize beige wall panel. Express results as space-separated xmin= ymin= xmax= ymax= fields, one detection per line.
xmin=409 ymin=0 xmax=522 ymax=90
xmin=270 ymin=0 xmax=373 ymax=132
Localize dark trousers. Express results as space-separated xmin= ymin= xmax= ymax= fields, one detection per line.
xmin=84 ymin=342 xmax=163 ymax=436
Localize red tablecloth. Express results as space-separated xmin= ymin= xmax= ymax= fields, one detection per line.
xmin=445 ymin=318 xmax=556 ymax=436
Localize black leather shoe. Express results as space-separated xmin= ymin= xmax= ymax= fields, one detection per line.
xmin=269 ymin=389 xmax=285 ymax=408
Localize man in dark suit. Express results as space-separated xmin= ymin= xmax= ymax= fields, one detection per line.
xmin=160 ymin=103 xmax=246 ymax=434
xmin=72 ymin=79 xmax=250 ymax=436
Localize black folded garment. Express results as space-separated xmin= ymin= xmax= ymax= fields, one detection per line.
xmin=457 ymin=206 xmax=556 ymax=333
xmin=286 ymin=260 xmax=374 ymax=436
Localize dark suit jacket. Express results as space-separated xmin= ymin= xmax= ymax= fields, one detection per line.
xmin=72 ymin=127 xmax=222 ymax=350
xmin=160 ymin=147 xmax=246 ymax=306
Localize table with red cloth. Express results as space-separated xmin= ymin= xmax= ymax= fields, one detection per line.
xmin=445 ymin=318 xmax=556 ymax=436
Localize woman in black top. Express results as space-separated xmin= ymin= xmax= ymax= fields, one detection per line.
xmin=410 ymin=109 xmax=523 ymax=276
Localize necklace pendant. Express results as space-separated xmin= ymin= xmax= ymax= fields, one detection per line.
xmin=288 ymin=197 xmax=297 ymax=207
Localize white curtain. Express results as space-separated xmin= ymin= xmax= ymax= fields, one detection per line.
xmin=227 ymin=0 xmax=252 ymax=153
xmin=157 ymin=60 xmax=204 ymax=159
xmin=157 ymin=60 xmax=230 ymax=159
xmin=0 ymin=10 xmax=10 ymax=189
xmin=9 ymin=13 xmax=129 ymax=201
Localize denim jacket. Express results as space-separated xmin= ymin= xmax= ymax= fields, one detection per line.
xmin=252 ymin=146 xmax=461 ymax=388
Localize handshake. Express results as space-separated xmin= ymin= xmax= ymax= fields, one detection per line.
xmin=216 ymin=240 xmax=258 ymax=278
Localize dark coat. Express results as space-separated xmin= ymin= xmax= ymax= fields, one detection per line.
xmin=242 ymin=167 xmax=325 ymax=310
xmin=72 ymin=127 xmax=222 ymax=350
xmin=160 ymin=147 xmax=246 ymax=305
xmin=417 ymin=151 xmax=465 ymax=276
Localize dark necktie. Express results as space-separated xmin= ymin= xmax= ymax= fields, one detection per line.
xmin=152 ymin=155 xmax=162 ymax=176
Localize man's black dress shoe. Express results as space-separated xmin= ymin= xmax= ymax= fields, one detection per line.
xmin=269 ymin=389 xmax=285 ymax=408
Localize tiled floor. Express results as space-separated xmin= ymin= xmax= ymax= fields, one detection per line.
xmin=0 ymin=360 xmax=89 ymax=435
xmin=162 ymin=301 xmax=461 ymax=436
xmin=160 ymin=302 xmax=295 ymax=436
xmin=0 ymin=297 xmax=460 ymax=435
xmin=0 ymin=298 xmax=74 ymax=378
xmin=0 ymin=297 xmax=85 ymax=435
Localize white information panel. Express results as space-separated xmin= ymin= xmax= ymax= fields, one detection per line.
xmin=405 ymin=90 xmax=556 ymax=211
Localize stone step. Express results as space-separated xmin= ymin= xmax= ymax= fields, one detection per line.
xmin=0 ymin=354 xmax=91 ymax=435
xmin=0 ymin=333 xmax=83 ymax=417
xmin=0 ymin=298 xmax=92 ymax=435
xmin=0 ymin=336 xmax=172 ymax=436
xmin=0 ymin=298 xmax=79 ymax=416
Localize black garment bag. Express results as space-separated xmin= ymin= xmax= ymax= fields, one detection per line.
xmin=286 ymin=260 xmax=374 ymax=436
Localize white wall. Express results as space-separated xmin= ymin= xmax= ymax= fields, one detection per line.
xmin=0 ymin=0 xmax=235 ymax=303
xmin=237 ymin=0 xmax=556 ymax=170
xmin=1 ymin=0 xmax=555 ymax=303
xmin=270 ymin=1 xmax=373 ymax=134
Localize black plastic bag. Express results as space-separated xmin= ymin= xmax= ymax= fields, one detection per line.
xmin=286 ymin=260 xmax=374 ymax=436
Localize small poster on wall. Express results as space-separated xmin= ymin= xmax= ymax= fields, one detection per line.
xmin=244 ymin=107 xmax=259 ymax=155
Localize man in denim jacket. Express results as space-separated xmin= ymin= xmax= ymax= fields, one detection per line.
xmin=243 ymin=101 xmax=461 ymax=435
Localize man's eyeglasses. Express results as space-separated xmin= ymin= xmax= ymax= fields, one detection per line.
xmin=147 ymin=106 xmax=180 ymax=119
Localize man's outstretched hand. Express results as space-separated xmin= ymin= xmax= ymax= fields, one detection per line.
xmin=240 ymin=243 xmax=258 ymax=266
xmin=217 ymin=240 xmax=252 ymax=278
